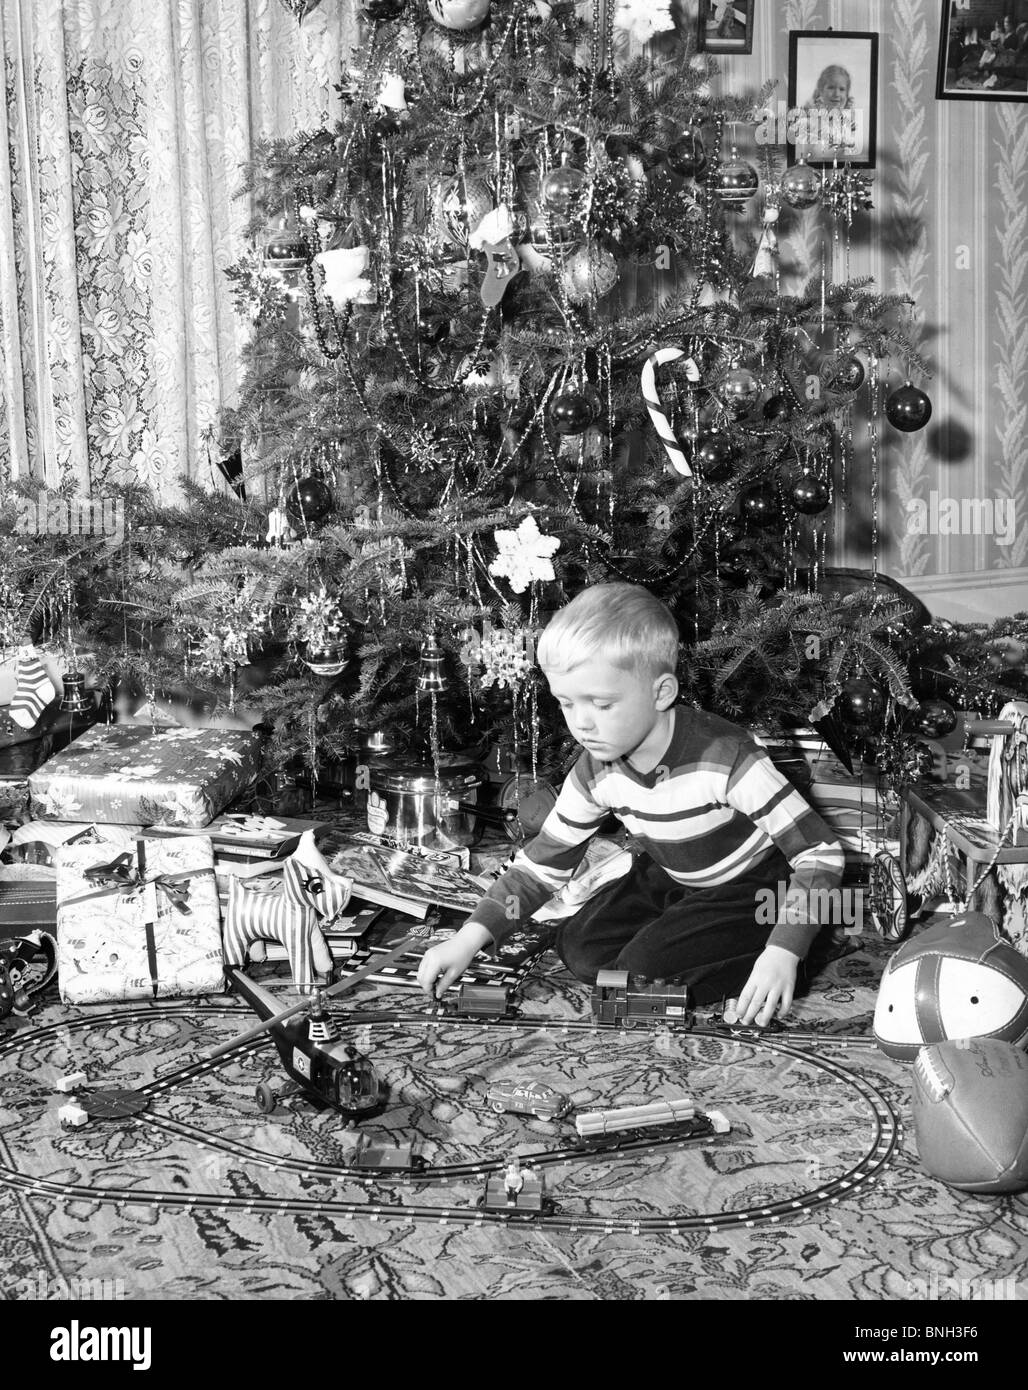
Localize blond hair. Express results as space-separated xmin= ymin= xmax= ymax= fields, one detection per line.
xmin=536 ymin=583 xmax=680 ymax=678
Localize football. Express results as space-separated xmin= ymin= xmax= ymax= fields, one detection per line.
xmin=873 ymin=912 xmax=1028 ymax=1060
xmin=912 ymin=1037 xmax=1028 ymax=1193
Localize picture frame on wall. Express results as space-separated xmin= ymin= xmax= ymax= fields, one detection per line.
xmin=787 ymin=30 xmax=879 ymax=169
xmin=697 ymin=0 xmax=754 ymax=55
xmin=936 ymin=1 xmax=1028 ymax=101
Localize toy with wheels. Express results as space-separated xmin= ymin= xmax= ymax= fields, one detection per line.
xmin=867 ymin=850 xmax=911 ymax=942
xmin=873 ymin=912 xmax=1028 ymax=1060
xmin=912 ymin=1037 xmax=1028 ymax=1193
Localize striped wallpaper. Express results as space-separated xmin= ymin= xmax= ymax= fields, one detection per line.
xmin=711 ymin=0 xmax=1028 ymax=621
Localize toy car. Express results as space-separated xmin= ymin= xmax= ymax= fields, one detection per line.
xmin=485 ymin=1079 xmax=571 ymax=1120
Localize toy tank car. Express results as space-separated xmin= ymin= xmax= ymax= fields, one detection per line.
xmin=590 ymin=969 xmax=692 ymax=1028
xmin=447 ymin=982 xmax=515 ymax=1018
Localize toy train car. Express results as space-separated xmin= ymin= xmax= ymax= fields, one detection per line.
xmin=590 ymin=969 xmax=691 ymax=1028
xmin=575 ymin=1097 xmax=730 ymax=1139
xmin=445 ymin=982 xmax=516 ymax=1019
xmin=351 ymin=1136 xmax=426 ymax=1172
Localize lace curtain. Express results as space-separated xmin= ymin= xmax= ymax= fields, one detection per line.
xmin=0 ymin=0 xmax=356 ymax=499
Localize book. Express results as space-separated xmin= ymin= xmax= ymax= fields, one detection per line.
xmin=151 ymin=814 xmax=331 ymax=859
xmin=319 ymin=831 xmax=490 ymax=916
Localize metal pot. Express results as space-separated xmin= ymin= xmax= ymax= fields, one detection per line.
xmin=367 ymin=760 xmax=488 ymax=851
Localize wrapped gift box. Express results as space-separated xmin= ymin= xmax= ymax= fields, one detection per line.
xmin=29 ymin=724 xmax=261 ymax=827
xmin=55 ymin=834 xmax=224 ymax=1004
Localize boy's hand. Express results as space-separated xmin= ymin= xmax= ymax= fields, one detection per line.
xmin=417 ymin=921 xmax=494 ymax=1001
xmin=735 ymin=944 xmax=800 ymax=1026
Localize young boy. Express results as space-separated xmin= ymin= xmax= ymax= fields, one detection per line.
xmin=417 ymin=583 xmax=845 ymax=1026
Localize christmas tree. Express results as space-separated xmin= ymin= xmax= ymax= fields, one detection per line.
xmin=5 ymin=0 xmax=961 ymax=790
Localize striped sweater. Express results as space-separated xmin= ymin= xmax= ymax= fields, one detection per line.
xmin=473 ymin=707 xmax=845 ymax=957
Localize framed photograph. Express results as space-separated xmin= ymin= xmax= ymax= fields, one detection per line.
xmin=936 ymin=2 xmax=1028 ymax=101
xmin=697 ymin=0 xmax=755 ymax=55
xmin=787 ymin=30 xmax=878 ymax=169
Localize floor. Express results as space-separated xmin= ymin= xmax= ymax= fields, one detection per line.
xmin=1 ymin=919 xmax=1026 ymax=1301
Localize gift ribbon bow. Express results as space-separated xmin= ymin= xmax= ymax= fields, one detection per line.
xmin=74 ymin=848 xmax=213 ymax=916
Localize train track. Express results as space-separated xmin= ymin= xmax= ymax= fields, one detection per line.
xmin=0 ymin=1002 xmax=901 ymax=1232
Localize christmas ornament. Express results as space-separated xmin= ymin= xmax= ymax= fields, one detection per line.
xmin=301 ymin=645 xmax=349 ymax=677
xmin=886 ymin=382 xmax=933 ymax=432
xmin=716 ymin=155 xmax=759 ymax=209
xmin=665 ymin=126 xmax=707 ymax=179
xmin=739 ymin=483 xmax=778 ymax=527
xmin=360 ymin=0 xmax=405 ymax=18
xmin=751 ymin=204 xmax=778 ymax=279
xmin=641 ymin=347 xmax=700 ymax=477
xmin=458 ymin=352 xmax=501 ymax=391
xmin=489 ymin=515 xmax=561 ymax=593
xmin=468 ymin=204 xmax=521 ymax=307
xmin=428 ymin=0 xmax=490 ymax=31
xmin=823 ymin=353 xmax=866 ymax=392
xmin=314 ymin=246 xmax=372 ymax=308
xmin=789 ymin=472 xmax=831 ymax=515
xmin=915 ymin=698 xmax=958 ymax=739
xmin=763 ymin=394 xmax=792 ymax=423
xmin=59 ymin=672 xmax=91 ymax=715
xmin=780 ymin=162 xmax=822 ymax=209
xmin=549 ymin=388 xmax=596 ymax=435
xmin=277 ymin=0 xmax=324 ymax=20
xmin=442 ymin=177 xmax=493 ymax=247
xmin=613 ymin=0 xmax=675 ymax=45
xmin=416 ymin=631 xmax=451 ymax=695
xmin=477 ymin=627 xmax=532 ymax=689
xmin=263 ymin=220 xmax=307 ymax=271
xmin=838 ymin=673 xmax=885 ymax=726
xmin=721 ymin=366 xmax=761 ymax=410
xmin=286 ymin=476 xmax=333 ymax=526
xmin=562 ymin=245 xmax=619 ymax=303
xmin=9 ymin=646 xmax=56 ymax=728
xmin=266 ymin=507 xmax=297 ymax=546
xmin=213 ymin=446 xmax=246 ymax=499
xmin=376 ymin=72 xmax=407 ymax=117
xmin=540 ymin=162 xmax=585 ymax=216
xmin=693 ymin=432 xmax=734 ymax=481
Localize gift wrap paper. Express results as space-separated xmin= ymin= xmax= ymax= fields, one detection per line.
xmin=29 ymin=724 xmax=261 ymax=826
xmin=56 ymin=835 xmax=225 ymax=1004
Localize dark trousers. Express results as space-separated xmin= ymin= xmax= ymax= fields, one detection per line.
xmin=556 ymin=848 xmax=792 ymax=1004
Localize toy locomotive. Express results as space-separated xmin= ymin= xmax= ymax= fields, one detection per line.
xmin=590 ymin=969 xmax=691 ymax=1027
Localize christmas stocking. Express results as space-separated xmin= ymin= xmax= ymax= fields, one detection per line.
xmin=9 ymin=646 xmax=56 ymax=729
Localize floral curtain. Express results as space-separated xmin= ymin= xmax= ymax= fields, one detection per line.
xmin=0 ymin=0 xmax=357 ymax=499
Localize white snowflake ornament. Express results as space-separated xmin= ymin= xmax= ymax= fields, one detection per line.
xmin=488 ymin=515 xmax=560 ymax=594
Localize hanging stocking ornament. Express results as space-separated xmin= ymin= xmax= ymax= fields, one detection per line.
xmin=10 ymin=645 xmax=57 ymax=729
xmin=468 ymin=205 xmax=522 ymax=307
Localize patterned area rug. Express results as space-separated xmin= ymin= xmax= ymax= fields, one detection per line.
xmin=1 ymin=929 xmax=1026 ymax=1302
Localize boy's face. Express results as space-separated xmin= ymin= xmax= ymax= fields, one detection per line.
xmin=545 ymin=656 xmax=672 ymax=763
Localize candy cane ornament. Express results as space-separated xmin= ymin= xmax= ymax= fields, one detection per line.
xmin=641 ymin=348 xmax=701 ymax=477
